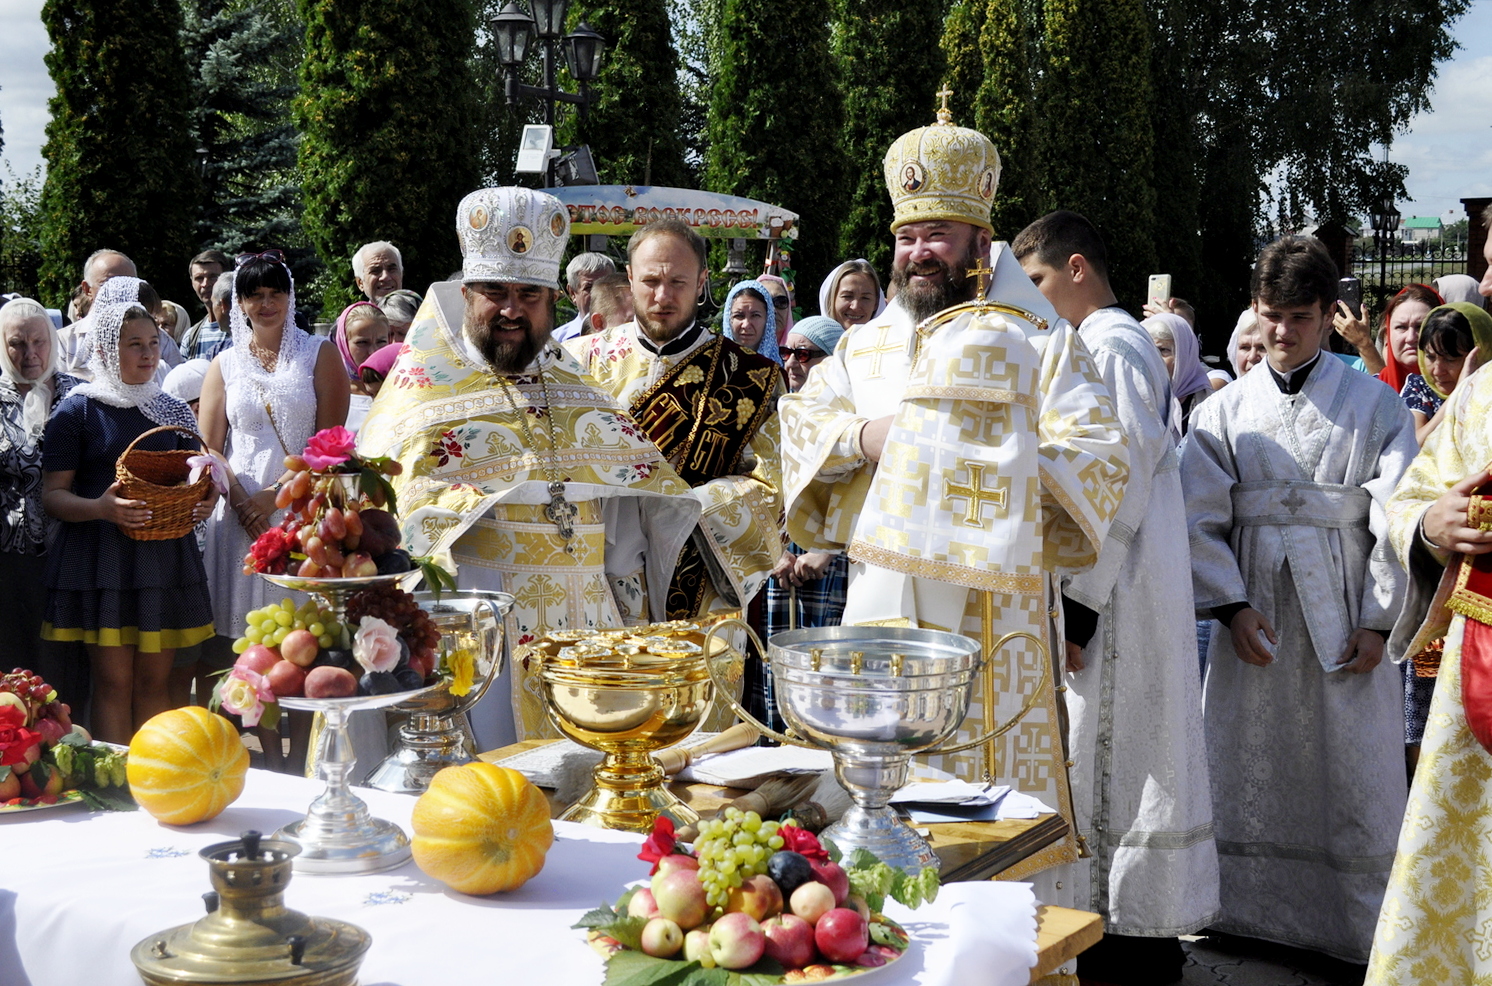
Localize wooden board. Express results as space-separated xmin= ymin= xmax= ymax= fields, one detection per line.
xmin=1031 ymin=906 xmax=1103 ymax=982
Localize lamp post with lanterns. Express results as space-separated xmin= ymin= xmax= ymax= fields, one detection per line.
xmin=489 ymin=0 xmax=606 ymax=187
xmin=1370 ymin=191 xmax=1401 ymax=309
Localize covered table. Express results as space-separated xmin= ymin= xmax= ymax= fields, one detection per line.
xmin=2 ymin=768 xmax=1049 ymax=985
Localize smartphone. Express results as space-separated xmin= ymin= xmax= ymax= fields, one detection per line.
xmin=1338 ymin=277 xmax=1362 ymax=312
xmin=1147 ymin=274 xmax=1172 ymax=309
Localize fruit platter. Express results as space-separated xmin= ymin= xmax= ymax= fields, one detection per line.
xmin=576 ymin=812 xmax=938 ymax=984
xmin=0 ymin=668 xmax=131 ymax=812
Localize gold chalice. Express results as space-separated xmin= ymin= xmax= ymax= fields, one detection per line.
xmin=530 ymin=622 xmax=726 ymax=832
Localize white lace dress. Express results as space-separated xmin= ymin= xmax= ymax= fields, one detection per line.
xmin=203 ymin=335 xmax=325 ymax=635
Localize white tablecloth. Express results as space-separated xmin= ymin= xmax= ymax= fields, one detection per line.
xmin=0 ymin=769 xmax=1038 ymax=986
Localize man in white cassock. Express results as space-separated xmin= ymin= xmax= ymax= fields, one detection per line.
xmin=1181 ymin=236 xmax=1414 ymax=963
xmin=1012 ymin=210 xmax=1218 ymax=983
xmin=778 ymin=102 xmax=1131 ymax=895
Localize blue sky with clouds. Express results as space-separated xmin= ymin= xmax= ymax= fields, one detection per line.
xmin=1 ymin=0 xmax=1488 ymax=223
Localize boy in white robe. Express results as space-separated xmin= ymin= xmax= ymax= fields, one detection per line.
xmin=1014 ymin=210 xmax=1218 ymax=984
xmin=1181 ymin=235 xmax=1415 ymax=963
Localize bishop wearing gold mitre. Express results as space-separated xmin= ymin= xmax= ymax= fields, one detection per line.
xmin=567 ymin=219 xmax=783 ymax=621
xmin=777 ymin=94 xmax=1132 ymax=877
xmin=359 ymin=187 xmax=701 ymax=748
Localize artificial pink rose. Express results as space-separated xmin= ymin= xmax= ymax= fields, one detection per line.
xmin=0 ymin=705 xmax=42 ymax=768
xmin=303 ymin=426 xmax=357 ymax=471
xmin=353 ymin=616 xmax=402 ymax=673
xmin=218 ymin=668 xmax=276 ymax=727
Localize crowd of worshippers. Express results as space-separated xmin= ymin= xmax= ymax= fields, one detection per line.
xmin=5 ymin=123 xmax=1492 ymax=986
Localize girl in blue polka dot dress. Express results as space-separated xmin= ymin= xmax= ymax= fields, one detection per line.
xmin=41 ymin=302 xmax=218 ymax=743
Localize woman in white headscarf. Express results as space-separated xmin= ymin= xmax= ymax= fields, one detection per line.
xmin=1143 ymin=312 xmax=1212 ymax=436
xmin=1225 ymin=308 xmax=1268 ymax=378
xmin=818 ymin=259 xmax=886 ymax=331
xmin=0 ymin=298 xmax=81 ymax=677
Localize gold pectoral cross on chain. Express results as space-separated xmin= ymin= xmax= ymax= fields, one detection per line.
xmin=545 ymin=480 xmax=579 ymax=554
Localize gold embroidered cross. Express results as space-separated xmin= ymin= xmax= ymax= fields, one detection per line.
xmin=936 ymin=85 xmax=954 ymax=124
xmin=966 ymin=257 xmax=994 ymax=299
xmin=944 ymin=461 xmax=1007 ymax=527
xmin=860 ymin=325 xmax=904 ymax=379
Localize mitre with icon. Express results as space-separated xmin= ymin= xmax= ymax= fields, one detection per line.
xmin=456 ymin=186 xmax=570 ymax=289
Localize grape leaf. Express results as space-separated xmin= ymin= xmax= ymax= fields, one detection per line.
xmin=602 ymin=951 xmax=715 ymax=986
xmin=822 ymin=837 xmax=843 ymax=864
xmin=726 ymin=957 xmax=785 ymax=986
xmin=599 ymin=915 xmax=649 ymax=952
xmin=572 ymin=902 xmax=620 ymax=930
xmin=869 ymin=919 xmax=909 ymax=950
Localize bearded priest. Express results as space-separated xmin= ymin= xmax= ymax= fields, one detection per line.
xmin=566 ymin=220 xmax=783 ymax=622
xmin=358 ymin=187 xmax=700 ymax=748
xmin=777 ymin=95 xmax=1131 ymax=899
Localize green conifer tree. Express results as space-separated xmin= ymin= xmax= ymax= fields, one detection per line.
xmin=1035 ymin=0 xmax=1156 ymax=309
xmin=833 ymin=2 xmax=945 ymax=277
xmin=38 ymin=0 xmax=202 ymax=307
xmin=183 ymin=0 xmax=308 ymax=281
xmin=973 ymin=0 xmax=1041 ymax=239
xmin=705 ymin=0 xmax=842 ymax=295
xmin=295 ymin=0 xmax=481 ymax=312
xmin=563 ymin=0 xmax=690 ymax=188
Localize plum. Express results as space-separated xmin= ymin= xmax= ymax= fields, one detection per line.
xmin=767 ymin=850 xmax=814 ymax=899
xmin=304 ymin=666 xmax=358 ymax=698
xmin=359 ymin=671 xmax=402 ymax=695
xmin=358 ymin=509 xmax=401 ymax=558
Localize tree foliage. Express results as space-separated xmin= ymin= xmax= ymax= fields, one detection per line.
xmin=833 ymin=2 xmax=947 ymax=279
xmin=295 ymin=0 xmax=481 ymax=313
xmin=183 ymin=0 xmax=310 ymax=290
xmin=38 ymin=0 xmax=202 ymax=307
xmin=563 ymin=0 xmax=690 ymax=188
xmin=705 ymin=0 xmax=843 ymax=295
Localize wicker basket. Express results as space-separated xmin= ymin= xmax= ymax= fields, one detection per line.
xmin=116 ymin=425 xmax=211 ymax=542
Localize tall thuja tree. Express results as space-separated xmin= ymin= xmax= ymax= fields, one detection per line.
xmin=183 ymin=0 xmax=309 ymax=293
xmin=1143 ymin=0 xmax=1204 ymax=321
xmin=1035 ymin=0 xmax=1155 ymax=310
xmin=562 ymin=0 xmax=690 ymax=187
xmin=705 ymin=0 xmax=843 ymax=293
xmin=296 ymin=0 xmax=481 ymax=312
xmin=973 ymin=0 xmax=1040 ymax=239
xmin=833 ymin=1 xmax=946 ymax=276
xmin=38 ymin=0 xmax=201 ymax=307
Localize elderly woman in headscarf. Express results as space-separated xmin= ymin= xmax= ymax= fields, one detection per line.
xmin=757 ymin=273 xmax=794 ymax=344
xmin=818 ymin=259 xmax=886 ymax=332
xmin=1143 ymin=312 xmax=1212 ymax=436
xmin=1226 ymin=308 xmax=1268 ymax=379
xmin=1434 ymin=273 xmax=1485 ymax=308
xmin=721 ymin=279 xmax=783 ymax=367
xmin=377 ymin=289 xmax=423 ymax=344
xmin=754 ymin=315 xmax=850 ymax=729
xmin=0 ymin=297 xmax=81 ymax=677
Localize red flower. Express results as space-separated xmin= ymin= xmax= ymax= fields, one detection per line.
xmin=638 ymin=815 xmax=683 ymax=874
xmin=303 ymin=426 xmax=357 ymax=471
xmin=248 ymin=526 xmax=295 ymax=574
xmin=779 ymin=823 xmax=829 ymax=862
xmin=0 ymin=705 xmax=42 ymax=768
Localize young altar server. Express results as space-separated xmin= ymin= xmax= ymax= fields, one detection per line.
xmin=1180 ymin=235 xmax=1416 ymax=963
xmin=1013 ymin=211 xmax=1218 ymax=983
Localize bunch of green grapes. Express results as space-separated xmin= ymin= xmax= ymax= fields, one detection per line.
xmin=233 ymin=597 xmax=344 ymax=654
xmin=693 ymin=807 xmax=786 ymax=907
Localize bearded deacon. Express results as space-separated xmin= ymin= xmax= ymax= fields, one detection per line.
xmin=359 ymin=187 xmax=700 ymax=748
xmin=566 ymin=219 xmax=783 ymax=621
xmin=777 ymin=102 xmax=1131 ymax=880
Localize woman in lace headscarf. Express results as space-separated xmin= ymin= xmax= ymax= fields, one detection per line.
xmin=0 ymin=298 xmax=81 ymax=680
xmin=199 ymin=251 xmax=349 ymax=771
xmin=40 ymin=302 xmax=216 ymax=743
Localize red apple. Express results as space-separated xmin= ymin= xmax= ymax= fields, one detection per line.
xmin=708 ymin=911 xmax=765 ymax=969
xmin=639 ymin=917 xmax=684 ymax=958
xmin=408 ymin=648 xmax=436 ymax=681
xmin=814 ymin=908 xmax=869 ymax=963
xmin=789 ymin=881 xmax=836 ymax=925
xmin=810 ymin=860 xmax=850 ymax=905
xmin=235 ymin=644 xmax=279 ymax=675
xmin=627 ymin=888 xmax=661 ymax=920
xmin=654 ymin=854 xmax=700 ymax=877
xmin=280 ymin=629 xmax=320 ymax=667
xmin=342 ymin=552 xmax=378 ymax=578
xmin=0 ymin=770 xmax=19 ymax=800
xmin=761 ymin=913 xmax=816 ymax=969
xmin=265 ymin=660 xmax=307 ymax=697
xmin=726 ymin=873 xmax=783 ymax=922
xmin=304 ymin=665 xmax=358 ymax=698
xmin=651 ymin=868 xmax=708 ymax=930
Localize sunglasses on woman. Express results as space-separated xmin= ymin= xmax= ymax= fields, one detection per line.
xmin=779 ymin=346 xmax=825 ymax=363
xmin=235 ymin=249 xmax=288 ymax=267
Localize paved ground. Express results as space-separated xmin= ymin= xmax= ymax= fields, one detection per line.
xmin=1180 ymin=935 xmax=1365 ymax=986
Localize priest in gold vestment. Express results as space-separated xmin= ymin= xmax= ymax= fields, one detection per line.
xmin=567 ymin=219 xmax=783 ymax=621
xmin=778 ymin=104 xmax=1130 ymax=882
xmin=360 ymin=187 xmax=700 ymax=748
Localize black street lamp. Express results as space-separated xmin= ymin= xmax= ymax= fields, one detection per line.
xmin=1370 ymin=191 xmax=1401 ymax=308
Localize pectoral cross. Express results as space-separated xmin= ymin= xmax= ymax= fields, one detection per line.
xmin=944 ymin=461 xmax=1007 ymax=527
xmin=936 ymin=84 xmax=954 ymax=124
xmin=545 ymin=480 xmax=579 ymax=554
xmin=966 ymin=257 xmax=994 ymax=299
